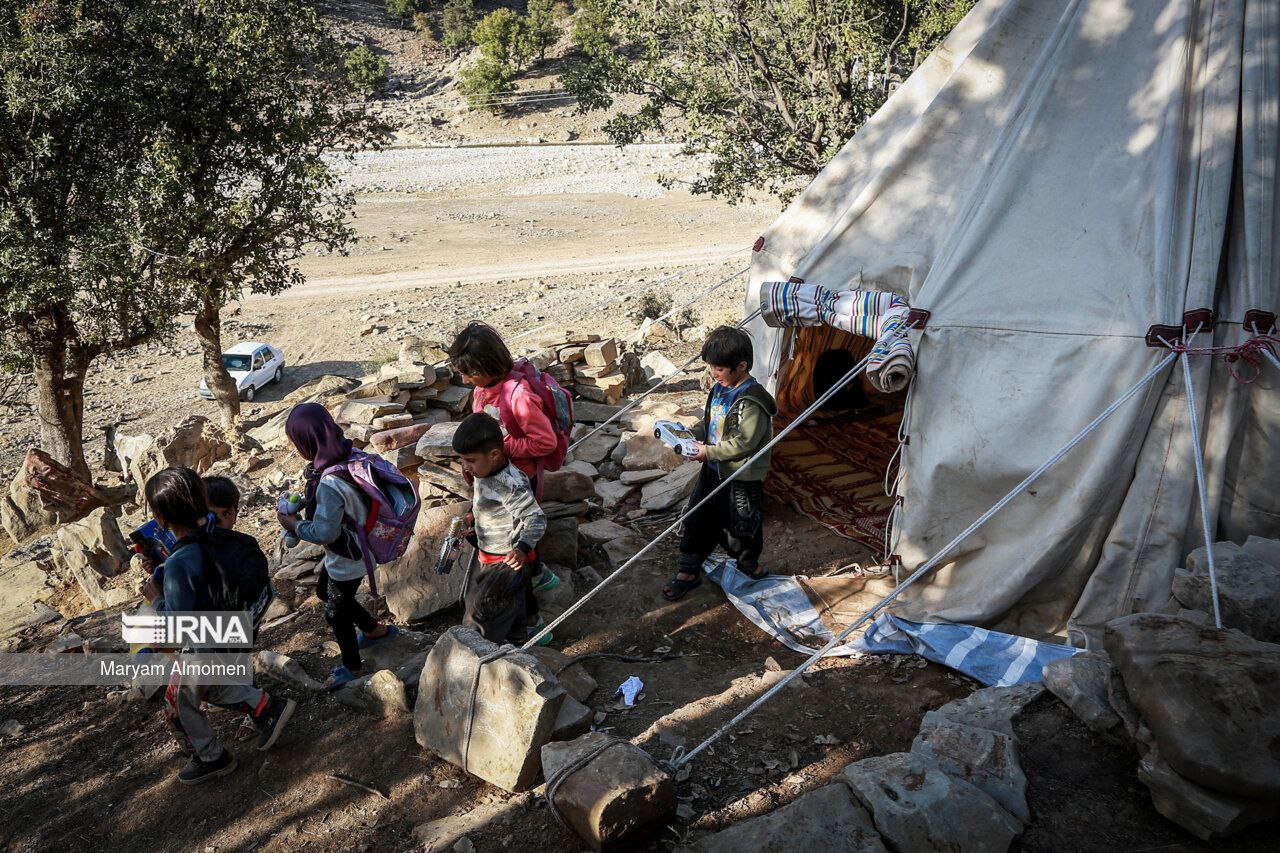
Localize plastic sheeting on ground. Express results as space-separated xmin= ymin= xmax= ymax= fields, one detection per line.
xmin=704 ymin=557 xmax=1080 ymax=686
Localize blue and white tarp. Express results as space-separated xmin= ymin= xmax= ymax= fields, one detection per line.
xmin=703 ymin=557 xmax=1080 ymax=686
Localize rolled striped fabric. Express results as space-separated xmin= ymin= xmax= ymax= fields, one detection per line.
xmin=760 ymin=280 xmax=914 ymax=393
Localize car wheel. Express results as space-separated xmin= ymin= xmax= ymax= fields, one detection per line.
xmin=273 ymin=367 xmax=283 ymax=384
xmin=243 ymin=385 xmax=255 ymax=402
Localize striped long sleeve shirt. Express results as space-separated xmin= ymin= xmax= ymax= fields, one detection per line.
xmin=472 ymin=461 xmax=547 ymax=556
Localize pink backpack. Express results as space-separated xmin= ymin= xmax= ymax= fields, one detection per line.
xmin=323 ymin=449 xmax=420 ymax=596
xmin=497 ymin=358 xmax=574 ymax=478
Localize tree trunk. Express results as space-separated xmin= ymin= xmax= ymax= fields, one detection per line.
xmin=193 ymin=290 xmax=241 ymax=430
xmin=31 ymin=332 xmax=92 ymax=482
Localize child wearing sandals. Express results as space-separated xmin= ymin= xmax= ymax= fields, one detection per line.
xmin=279 ymin=403 xmax=395 ymax=689
xmin=663 ymin=326 xmax=778 ymax=601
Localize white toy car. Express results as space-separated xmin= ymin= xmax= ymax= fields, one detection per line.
xmin=198 ymin=342 xmax=286 ymax=402
xmin=653 ymin=420 xmax=701 ymax=457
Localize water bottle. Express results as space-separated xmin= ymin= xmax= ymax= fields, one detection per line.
xmin=278 ymin=493 xmax=302 ymax=548
xmin=434 ymin=516 xmax=466 ymax=575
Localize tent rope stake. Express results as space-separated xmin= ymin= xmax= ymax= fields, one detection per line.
xmin=1178 ymin=349 xmax=1223 ymax=628
xmin=522 ymin=331 xmax=906 ymax=650
xmin=670 ymin=350 xmax=1179 ymax=769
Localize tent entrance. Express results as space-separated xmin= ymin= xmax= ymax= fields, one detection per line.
xmin=767 ymin=326 xmax=906 ymax=552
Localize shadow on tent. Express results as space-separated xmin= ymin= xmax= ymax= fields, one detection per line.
xmin=766 ymin=325 xmax=907 ymax=553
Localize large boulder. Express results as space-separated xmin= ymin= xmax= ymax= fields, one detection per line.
xmin=538 ymin=518 xmax=580 ymax=569
xmin=622 ymin=434 xmax=683 ymax=473
xmin=54 ymin=508 xmax=134 ymax=609
xmin=684 ymin=782 xmax=885 ymax=853
xmin=1138 ymin=744 xmax=1280 ymax=840
xmin=381 ymin=502 xmax=472 ymax=622
xmin=3 ymin=448 xmax=107 ymax=544
xmin=1105 ymin=613 xmax=1280 ymax=799
xmin=910 ymin=719 xmax=1029 ymax=824
xmin=839 ymin=752 xmax=1022 ymax=853
xmin=128 ymin=416 xmax=233 ymax=494
xmin=541 ymin=470 xmax=596 ymax=504
xmin=414 ymin=626 xmax=566 ymax=792
xmin=542 ymin=732 xmax=676 ymax=852
xmin=1172 ymin=541 xmax=1280 ymax=641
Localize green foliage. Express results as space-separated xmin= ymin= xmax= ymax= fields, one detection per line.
xmin=525 ymin=0 xmax=560 ymax=61
xmin=345 ymin=45 xmax=388 ymax=94
xmin=441 ymin=0 xmax=477 ymax=51
xmin=387 ymin=0 xmax=419 ymax=21
xmin=473 ymin=8 xmax=532 ymax=68
xmin=459 ymin=56 xmax=516 ymax=109
xmin=413 ymin=12 xmax=437 ymax=45
xmin=564 ymin=0 xmax=977 ymax=203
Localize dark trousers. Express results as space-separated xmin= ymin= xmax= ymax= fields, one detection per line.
xmin=679 ymin=464 xmax=765 ymax=575
xmin=317 ymin=573 xmax=379 ymax=672
xmin=464 ymin=558 xmax=539 ymax=645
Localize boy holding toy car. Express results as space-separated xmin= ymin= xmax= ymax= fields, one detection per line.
xmin=660 ymin=326 xmax=777 ymax=600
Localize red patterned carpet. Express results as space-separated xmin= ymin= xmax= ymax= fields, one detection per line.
xmin=765 ymin=412 xmax=902 ymax=551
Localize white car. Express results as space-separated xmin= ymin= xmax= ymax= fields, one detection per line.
xmin=199 ymin=342 xmax=286 ymax=402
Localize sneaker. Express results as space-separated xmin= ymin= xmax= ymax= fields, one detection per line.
xmin=234 ymin=714 xmax=259 ymax=742
xmin=526 ymin=618 xmax=554 ymax=647
xmin=252 ymin=695 xmax=297 ymax=752
xmin=177 ymin=750 xmax=237 ymax=785
xmin=532 ymin=567 xmax=560 ymax=593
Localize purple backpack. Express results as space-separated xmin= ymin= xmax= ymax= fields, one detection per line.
xmin=323 ymin=449 xmax=419 ymax=596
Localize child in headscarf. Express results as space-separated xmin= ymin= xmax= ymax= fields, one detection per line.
xmin=279 ymin=403 xmax=393 ymax=689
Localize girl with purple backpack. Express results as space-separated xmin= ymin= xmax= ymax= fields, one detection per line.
xmin=280 ymin=403 xmax=402 ymax=689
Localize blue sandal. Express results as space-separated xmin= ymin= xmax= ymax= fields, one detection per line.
xmin=325 ymin=666 xmax=357 ymax=691
xmin=356 ymin=625 xmax=398 ymax=649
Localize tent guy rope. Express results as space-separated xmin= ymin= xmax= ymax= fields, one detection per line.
xmin=670 ymin=350 xmax=1180 ymax=769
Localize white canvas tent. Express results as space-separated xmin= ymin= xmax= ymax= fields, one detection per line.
xmin=745 ymin=0 xmax=1279 ymax=646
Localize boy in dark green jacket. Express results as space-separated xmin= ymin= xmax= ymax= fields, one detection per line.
xmin=663 ymin=326 xmax=778 ymax=600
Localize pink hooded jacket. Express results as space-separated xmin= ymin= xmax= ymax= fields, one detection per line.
xmin=471 ymin=368 xmax=557 ymax=484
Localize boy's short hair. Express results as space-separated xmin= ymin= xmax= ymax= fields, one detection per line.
xmin=701 ymin=326 xmax=754 ymax=370
xmin=203 ymin=476 xmax=240 ymax=509
xmin=448 ymin=321 xmax=515 ymax=379
xmin=452 ymin=412 xmax=505 ymax=455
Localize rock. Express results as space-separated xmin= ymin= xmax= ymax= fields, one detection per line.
xmin=55 ymin=506 xmax=131 ymax=586
xmin=364 ymin=668 xmax=410 ymax=717
xmin=274 ymin=559 xmax=317 ymax=581
xmin=583 ymin=339 xmax=619 ymax=368
xmin=571 ymin=431 xmax=620 ymax=466
xmin=1042 ymin=651 xmax=1120 ymax=732
xmin=622 ymin=434 xmax=683 ymax=473
xmin=542 ymin=500 xmax=590 ymax=519
xmin=401 ymin=336 xmax=449 ymax=365
xmin=417 ymin=461 xmax=470 ymax=499
xmin=919 ymin=682 xmax=1044 ymax=738
xmin=636 ymin=318 xmax=673 ymax=343
xmin=526 ymin=646 xmax=597 ymax=702
xmin=1138 ymin=744 xmax=1280 ymax=840
xmin=0 ymin=558 xmax=57 ymax=640
xmin=414 ymin=422 xmax=462 ymax=459
xmin=428 ymin=384 xmax=473 ymax=414
xmin=369 ymin=420 xmax=443 ymax=453
xmin=685 ymin=782 xmax=885 ymax=853
xmin=1105 ymin=613 xmax=1280 ymax=799
xmin=537 ymin=565 xmax=578 ymax=621
xmin=576 ymin=381 xmax=624 ymax=406
xmin=542 ymin=732 xmax=676 ymax=852
xmin=5 ymin=448 xmax=110 ymax=545
xmin=383 ymin=502 xmax=472 ymax=622
xmin=1173 ymin=541 xmax=1280 ymax=641
xmin=578 ymin=519 xmax=636 ymax=547
xmin=127 ymin=416 xmax=233 ymax=492
xmin=552 ymin=696 xmax=593 ymax=741
xmin=618 ymin=351 xmax=646 ymax=387
xmin=839 ymin=752 xmax=1022 ymax=853
xmin=282 ymin=374 xmax=359 ymax=405
xmin=573 ymin=401 xmax=622 ymax=424
xmin=255 ymin=650 xmax=323 ymax=691
xmin=414 ymin=626 xmax=566 ymax=792
xmin=380 ymin=361 xmax=438 ymax=386
xmin=640 ymin=351 xmax=680 ymax=381
xmin=559 ymin=345 xmax=587 ymax=365
xmin=371 ymin=412 xmax=416 ymax=431
xmin=910 ymin=720 xmax=1029 ymax=824
xmin=0 ymin=719 xmax=24 ymax=738
xmin=594 ymin=480 xmax=637 ymax=511
xmin=538 ymin=519 xmax=580 ymax=569
xmin=541 ymin=470 xmax=596 ymax=504
xmin=619 ymin=469 xmax=665 ymax=485
xmin=344 ymin=376 xmax=399 ymax=400
xmin=639 ymin=463 xmax=701 ymax=511
xmin=336 ymin=399 xmax=405 ymax=426
xmin=1242 ymin=535 xmax=1280 ymax=569
xmin=562 ymin=459 xmax=598 ymax=479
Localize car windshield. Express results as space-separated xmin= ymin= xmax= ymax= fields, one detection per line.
xmin=222 ymin=354 xmax=252 ymax=372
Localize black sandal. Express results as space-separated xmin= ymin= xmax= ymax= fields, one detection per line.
xmin=662 ymin=573 xmax=702 ymax=601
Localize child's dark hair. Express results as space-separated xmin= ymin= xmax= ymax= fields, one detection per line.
xmin=203 ymin=476 xmax=240 ymax=510
xmin=701 ymin=326 xmax=754 ymax=370
xmin=145 ymin=467 xmax=209 ymax=531
xmin=448 ymin=321 xmax=515 ymax=379
xmin=452 ymin=412 xmax=505 ymax=455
